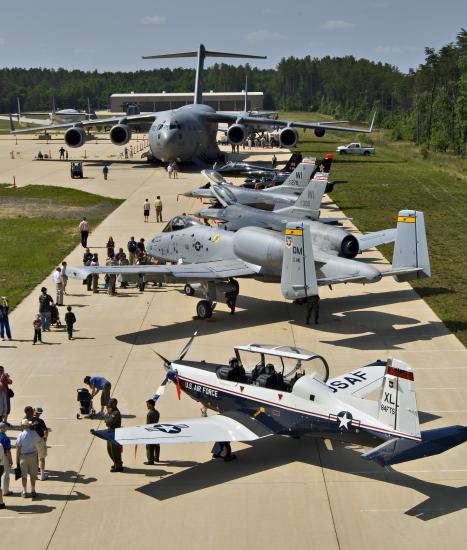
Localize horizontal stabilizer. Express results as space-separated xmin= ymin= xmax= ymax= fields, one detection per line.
xmin=361 ymin=425 xmax=467 ymax=466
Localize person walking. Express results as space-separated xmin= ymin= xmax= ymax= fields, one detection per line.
xmin=172 ymin=161 xmax=179 ymax=179
xmin=225 ymin=278 xmax=240 ymax=315
xmin=16 ymin=418 xmax=40 ymax=498
xmin=0 ymin=367 xmax=12 ymax=424
xmin=64 ymin=306 xmax=76 ymax=340
xmin=167 ymin=163 xmax=173 ymax=179
xmin=32 ymin=407 xmax=49 ymax=481
xmin=61 ymin=261 xmax=69 ymax=295
xmin=52 ymin=266 xmax=64 ymax=306
xmin=272 ymin=154 xmax=277 ymax=168
xmin=104 ymin=398 xmax=123 ymax=472
xmin=78 ymin=217 xmax=89 ymax=247
xmin=84 ymin=375 xmax=111 ymax=416
xmin=0 ymin=422 xmax=12 ymax=498
xmin=144 ymin=399 xmax=160 ymax=465
xmin=59 ymin=147 xmax=65 ymax=160
xmin=154 ymin=196 xmax=163 ymax=222
xmin=143 ymin=199 xmax=150 ymax=222
xmin=39 ymin=287 xmax=54 ymax=332
xmin=102 ymin=164 xmax=109 ymax=180
xmin=32 ymin=314 xmax=42 ymax=344
xmin=0 ymin=297 xmax=12 ymax=341
xmin=305 ymin=295 xmax=320 ymax=325
xmin=127 ymin=237 xmax=137 ymax=265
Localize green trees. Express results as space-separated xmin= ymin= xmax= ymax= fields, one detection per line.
xmin=0 ymin=29 xmax=465 ymax=153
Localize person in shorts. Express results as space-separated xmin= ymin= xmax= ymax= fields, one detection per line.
xmin=16 ymin=419 xmax=39 ymax=498
xmin=84 ymin=376 xmax=111 ymax=415
xmin=33 ymin=407 xmax=49 ymax=481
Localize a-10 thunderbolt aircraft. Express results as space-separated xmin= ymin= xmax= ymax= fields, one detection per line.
xmin=9 ymin=45 xmax=375 ymax=164
xmin=69 ymin=213 xmax=430 ymax=320
xmin=90 ymin=326 xmax=467 ymax=466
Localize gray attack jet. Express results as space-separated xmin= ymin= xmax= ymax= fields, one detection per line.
xmin=196 ymin=172 xmax=350 ymax=229
xmin=183 ymin=158 xmax=319 ymax=211
xmin=9 ymin=45 xmax=375 ymax=164
xmin=68 ymin=211 xmax=430 ymax=320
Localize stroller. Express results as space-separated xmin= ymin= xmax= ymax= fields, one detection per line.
xmin=50 ymin=304 xmax=61 ymax=327
xmin=76 ymin=388 xmax=95 ymax=419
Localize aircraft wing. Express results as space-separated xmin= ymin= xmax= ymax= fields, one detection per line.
xmin=206 ymin=111 xmax=376 ymax=134
xmin=357 ymin=228 xmax=397 ymax=252
xmin=8 ymin=112 xmax=157 ymax=134
xmin=91 ymin=412 xmax=275 ymax=446
xmin=67 ymin=259 xmax=259 ymax=282
xmin=0 ymin=114 xmax=52 ymax=126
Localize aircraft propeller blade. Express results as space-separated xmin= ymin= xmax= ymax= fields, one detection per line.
xmin=178 ymin=332 xmax=198 ymax=361
xmin=152 ymin=349 xmax=171 ymax=367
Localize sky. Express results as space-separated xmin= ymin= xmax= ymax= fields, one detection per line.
xmin=0 ymin=0 xmax=465 ymax=74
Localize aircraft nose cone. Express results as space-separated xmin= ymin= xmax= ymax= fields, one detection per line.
xmin=159 ymin=129 xmax=180 ymax=162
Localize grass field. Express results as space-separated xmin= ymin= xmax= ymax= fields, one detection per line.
xmin=0 ymin=185 xmax=123 ymax=308
xmin=282 ymin=111 xmax=467 ymax=346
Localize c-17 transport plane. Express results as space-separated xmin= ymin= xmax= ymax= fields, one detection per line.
xmin=91 ymin=337 xmax=467 ymax=466
xmin=9 ymin=45 xmax=375 ymax=164
xmin=69 ymin=212 xmax=430 ymax=320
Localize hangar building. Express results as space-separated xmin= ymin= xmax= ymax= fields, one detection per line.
xmin=110 ymin=91 xmax=264 ymax=113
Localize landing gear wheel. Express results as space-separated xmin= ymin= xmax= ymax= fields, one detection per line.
xmin=196 ymin=300 xmax=213 ymax=319
xmin=184 ymin=284 xmax=195 ymax=296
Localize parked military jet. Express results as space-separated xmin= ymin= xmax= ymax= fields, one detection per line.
xmin=91 ymin=338 xmax=467 ymax=466
xmin=211 ymin=152 xmax=303 ymax=177
xmin=9 ymin=45 xmax=375 ymax=164
xmin=68 ymin=212 xmax=430 ymax=320
xmin=183 ymin=158 xmax=320 ymax=210
xmin=196 ymin=172 xmax=348 ymax=230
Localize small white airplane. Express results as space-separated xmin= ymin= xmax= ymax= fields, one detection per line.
xmin=91 ymin=337 xmax=467 ymax=465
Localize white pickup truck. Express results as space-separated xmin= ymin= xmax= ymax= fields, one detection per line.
xmin=336 ymin=143 xmax=375 ymax=156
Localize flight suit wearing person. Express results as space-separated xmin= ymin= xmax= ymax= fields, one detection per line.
xmin=105 ymin=399 xmax=123 ymax=472
xmin=144 ymin=399 xmax=160 ymax=464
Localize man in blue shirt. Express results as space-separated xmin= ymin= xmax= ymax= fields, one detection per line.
xmin=0 ymin=422 xmax=12 ymax=496
xmin=16 ymin=419 xmax=40 ymax=498
xmin=84 ymin=375 xmax=112 ymax=416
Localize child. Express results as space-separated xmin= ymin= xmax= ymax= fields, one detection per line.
xmin=64 ymin=306 xmax=76 ymax=340
xmin=33 ymin=314 xmax=42 ymax=344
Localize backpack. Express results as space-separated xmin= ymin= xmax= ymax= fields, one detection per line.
xmin=128 ymin=241 xmax=137 ymax=253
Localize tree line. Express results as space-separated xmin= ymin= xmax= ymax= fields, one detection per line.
xmin=0 ymin=29 xmax=465 ymax=153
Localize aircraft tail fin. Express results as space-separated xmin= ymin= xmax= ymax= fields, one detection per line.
xmin=377 ymin=358 xmax=420 ymax=440
xmin=143 ymin=45 xmax=266 ymax=105
xmin=274 ymin=172 xmax=329 ymax=219
xmin=391 ymin=210 xmax=430 ymax=281
xmin=268 ymin=158 xmax=315 ymax=195
xmin=281 ymin=222 xmax=317 ymax=300
xmin=361 ymin=425 xmax=467 ymax=466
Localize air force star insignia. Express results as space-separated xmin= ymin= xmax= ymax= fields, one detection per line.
xmin=336 ymin=411 xmax=353 ymax=430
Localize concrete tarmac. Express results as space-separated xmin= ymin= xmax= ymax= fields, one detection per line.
xmin=0 ymin=135 xmax=466 ymax=549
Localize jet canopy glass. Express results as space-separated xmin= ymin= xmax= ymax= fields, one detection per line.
xmin=202 ymin=169 xmax=227 ymax=185
xmin=234 ymin=344 xmax=329 ymax=382
xmin=212 ymin=185 xmax=236 ymax=205
xmin=162 ymin=216 xmax=201 ymax=233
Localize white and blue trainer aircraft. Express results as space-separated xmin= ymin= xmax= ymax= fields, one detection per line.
xmin=91 ymin=337 xmax=467 ymax=466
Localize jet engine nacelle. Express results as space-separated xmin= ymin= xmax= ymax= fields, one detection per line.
xmin=279 ymin=127 xmax=298 ymax=148
xmin=309 ymin=221 xmax=359 ymax=259
xmin=314 ymin=127 xmax=326 ymax=138
xmin=227 ymin=124 xmax=247 ymax=145
xmin=233 ymin=227 xmax=283 ymax=271
xmin=64 ymin=126 xmax=87 ymax=148
xmin=109 ymin=124 xmax=132 ymax=146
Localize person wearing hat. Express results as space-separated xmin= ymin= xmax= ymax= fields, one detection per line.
xmin=144 ymin=399 xmax=160 ymax=465
xmin=104 ymin=398 xmax=123 ymax=472
xmin=16 ymin=418 xmax=40 ymax=498
xmin=0 ymin=422 xmax=12 ymax=497
xmin=33 ymin=407 xmax=49 ymax=481
xmin=38 ymin=287 xmax=54 ymax=332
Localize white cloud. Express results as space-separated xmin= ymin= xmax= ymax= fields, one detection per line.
xmin=321 ymin=20 xmax=354 ymax=30
xmin=141 ymin=15 xmax=167 ymax=25
xmin=245 ymin=30 xmax=286 ymax=43
xmin=374 ymin=46 xmax=421 ymax=55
